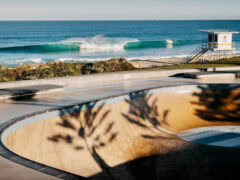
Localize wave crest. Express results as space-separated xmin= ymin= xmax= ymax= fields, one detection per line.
xmin=124 ymin=40 xmax=199 ymax=50
xmin=0 ymin=43 xmax=79 ymax=53
xmin=63 ymin=35 xmax=139 ymax=50
xmin=0 ymin=35 xmax=200 ymax=53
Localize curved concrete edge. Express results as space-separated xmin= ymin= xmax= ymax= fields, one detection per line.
xmin=2 ymin=83 xmax=240 ymax=179
xmin=1 ymin=85 xmax=199 ymax=141
xmin=1 ymin=66 xmax=240 ymax=89
xmin=0 ymin=84 xmax=199 ymax=179
xmin=0 ymin=120 xmax=81 ymax=179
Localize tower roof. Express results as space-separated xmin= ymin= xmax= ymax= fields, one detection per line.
xmin=199 ymin=30 xmax=239 ymax=34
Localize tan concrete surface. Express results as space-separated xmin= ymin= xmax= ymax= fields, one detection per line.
xmin=1 ymin=69 xmax=240 ymax=179
xmin=4 ymin=88 xmax=240 ymax=179
xmin=0 ymin=76 xmax=198 ymax=180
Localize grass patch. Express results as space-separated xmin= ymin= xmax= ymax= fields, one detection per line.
xmin=138 ymin=57 xmax=240 ymax=71
xmin=145 ymin=63 xmax=238 ymax=71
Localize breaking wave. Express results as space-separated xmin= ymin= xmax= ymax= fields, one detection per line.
xmin=124 ymin=40 xmax=198 ymax=50
xmin=63 ymin=35 xmax=138 ymax=50
xmin=0 ymin=35 xmax=200 ymax=53
xmin=0 ymin=43 xmax=79 ymax=53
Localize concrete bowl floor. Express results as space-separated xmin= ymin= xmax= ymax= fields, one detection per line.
xmin=179 ymin=126 xmax=240 ymax=148
xmin=2 ymin=84 xmax=240 ymax=180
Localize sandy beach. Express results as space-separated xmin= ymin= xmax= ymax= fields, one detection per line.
xmin=130 ymin=54 xmax=240 ymax=68
xmin=130 ymin=57 xmax=186 ymax=68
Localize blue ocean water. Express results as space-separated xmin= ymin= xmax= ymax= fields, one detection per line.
xmin=0 ymin=20 xmax=240 ymax=66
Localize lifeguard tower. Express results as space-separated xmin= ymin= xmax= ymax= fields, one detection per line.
xmin=188 ymin=30 xmax=239 ymax=63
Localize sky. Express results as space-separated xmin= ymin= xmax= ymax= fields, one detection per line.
xmin=0 ymin=0 xmax=240 ymax=20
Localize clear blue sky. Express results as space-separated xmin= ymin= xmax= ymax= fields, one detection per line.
xmin=0 ymin=0 xmax=240 ymax=20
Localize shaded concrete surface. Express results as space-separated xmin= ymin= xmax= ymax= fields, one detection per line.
xmin=3 ymin=81 xmax=240 ymax=179
xmin=171 ymin=71 xmax=240 ymax=79
xmin=0 ymin=157 xmax=58 ymax=180
xmin=179 ymin=126 xmax=240 ymax=147
xmin=0 ymin=77 xmax=199 ymax=180
xmin=0 ymin=84 xmax=64 ymax=101
xmin=90 ymin=143 xmax=240 ymax=180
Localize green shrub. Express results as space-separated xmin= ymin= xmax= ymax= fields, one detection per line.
xmin=0 ymin=58 xmax=135 ymax=82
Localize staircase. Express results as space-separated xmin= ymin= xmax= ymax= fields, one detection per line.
xmin=186 ymin=42 xmax=208 ymax=63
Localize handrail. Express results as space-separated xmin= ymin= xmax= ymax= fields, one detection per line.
xmin=186 ymin=40 xmax=236 ymax=63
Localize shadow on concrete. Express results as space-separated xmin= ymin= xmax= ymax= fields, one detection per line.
xmin=47 ymin=90 xmax=177 ymax=179
xmin=122 ymin=90 xmax=172 ymax=138
xmin=47 ymin=87 xmax=240 ymax=179
xmin=91 ymin=88 xmax=240 ymax=179
xmin=48 ymin=101 xmax=117 ymax=179
xmin=10 ymin=90 xmax=39 ymax=101
xmin=0 ymin=84 xmax=63 ymax=102
xmin=192 ymin=84 xmax=240 ymax=122
xmin=90 ymin=143 xmax=240 ymax=180
xmin=0 ymin=88 xmax=39 ymax=101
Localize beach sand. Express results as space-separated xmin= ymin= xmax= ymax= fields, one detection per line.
xmin=130 ymin=57 xmax=186 ymax=68
xmin=130 ymin=54 xmax=240 ymax=69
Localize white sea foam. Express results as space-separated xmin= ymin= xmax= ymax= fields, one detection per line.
xmin=0 ymin=58 xmax=45 ymax=66
xmin=15 ymin=58 xmax=43 ymax=64
xmin=165 ymin=39 xmax=173 ymax=44
xmin=62 ymin=35 xmax=139 ymax=51
xmin=54 ymin=57 xmax=106 ymax=62
xmin=54 ymin=54 xmax=189 ymax=63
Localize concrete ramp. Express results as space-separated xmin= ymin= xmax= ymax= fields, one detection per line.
xmin=2 ymin=84 xmax=240 ymax=179
xmin=182 ymin=72 xmax=235 ymax=79
xmin=171 ymin=70 xmax=240 ymax=79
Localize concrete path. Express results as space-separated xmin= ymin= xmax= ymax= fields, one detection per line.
xmin=0 ymin=75 xmax=240 ymax=179
xmin=0 ymin=77 xmax=197 ymax=124
xmin=0 ymin=84 xmax=63 ymax=101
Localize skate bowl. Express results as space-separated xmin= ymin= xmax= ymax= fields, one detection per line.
xmin=2 ymin=84 xmax=240 ymax=179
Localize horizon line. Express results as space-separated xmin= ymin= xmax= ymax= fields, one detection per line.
xmin=0 ymin=19 xmax=240 ymax=21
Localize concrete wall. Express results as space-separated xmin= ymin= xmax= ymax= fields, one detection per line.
xmin=3 ymin=85 xmax=240 ymax=179
xmin=1 ymin=66 xmax=240 ymax=89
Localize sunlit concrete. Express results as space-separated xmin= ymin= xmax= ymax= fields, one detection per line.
xmin=2 ymin=78 xmax=240 ymax=179
xmin=0 ymin=77 xmax=201 ymax=180
xmin=0 ymin=77 xmax=198 ymax=124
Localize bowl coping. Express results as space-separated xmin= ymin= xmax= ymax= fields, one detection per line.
xmin=0 ymin=83 xmax=238 ymax=179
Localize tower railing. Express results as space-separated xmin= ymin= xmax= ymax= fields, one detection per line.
xmin=186 ymin=41 xmax=237 ymax=63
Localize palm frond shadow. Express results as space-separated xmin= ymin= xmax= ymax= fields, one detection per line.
xmin=192 ymin=84 xmax=240 ymax=122
xmin=122 ymin=90 xmax=172 ymax=138
xmin=48 ymin=101 xmax=117 ymax=178
xmin=47 ymin=90 xmax=173 ymax=179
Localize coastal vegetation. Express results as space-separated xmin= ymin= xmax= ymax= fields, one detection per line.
xmin=0 ymin=56 xmax=240 ymax=82
xmin=0 ymin=58 xmax=134 ymax=82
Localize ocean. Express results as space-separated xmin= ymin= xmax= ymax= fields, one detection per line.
xmin=0 ymin=20 xmax=240 ymax=66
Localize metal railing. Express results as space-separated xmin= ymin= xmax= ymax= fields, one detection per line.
xmin=186 ymin=41 xmax=237 ymax=63
xmin=186 ymin=43 xmax=207 ymax=61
